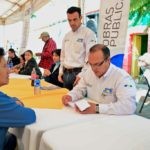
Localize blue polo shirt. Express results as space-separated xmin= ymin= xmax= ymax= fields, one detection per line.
xmin=0 ymin=92 xmax=36 ymax=149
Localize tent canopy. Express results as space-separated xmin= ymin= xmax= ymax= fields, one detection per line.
xmin=0 ymin=0 xmax=49 ymax=25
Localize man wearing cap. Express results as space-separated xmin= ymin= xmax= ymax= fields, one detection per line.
xmin=36 ymin=32 xmax=57 ymax=69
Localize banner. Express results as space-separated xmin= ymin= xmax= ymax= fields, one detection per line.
xmin=99 ymin=0 xmax=130 ymax=67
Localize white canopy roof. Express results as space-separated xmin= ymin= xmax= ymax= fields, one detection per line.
xmin=0 ymin=0 xmax=49 ymax=25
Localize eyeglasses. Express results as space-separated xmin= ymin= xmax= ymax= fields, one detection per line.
xmin=89 ymin=58 xmax=107 ymax=69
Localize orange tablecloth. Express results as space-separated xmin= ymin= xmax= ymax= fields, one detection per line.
xmin=1 ymin=78 xmax=68 ymax=109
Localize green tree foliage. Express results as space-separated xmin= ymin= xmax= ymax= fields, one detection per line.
xmin=129 ymin=0 xmax=150 ymax=26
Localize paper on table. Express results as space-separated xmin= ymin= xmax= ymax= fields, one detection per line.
xmin=40 ymin=85 xmax=60 ymax=90
xmin=68 ymin=102 xmax=75 ymax=108
xmin=68 ymin=99 xmax=90 ymax=111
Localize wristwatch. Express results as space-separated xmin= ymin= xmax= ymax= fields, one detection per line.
xmin=95 ymin=104 xmax=99 ymax=114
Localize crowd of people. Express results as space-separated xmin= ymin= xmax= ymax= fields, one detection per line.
xmin=0 ymin=6 xmax=137 ymax=150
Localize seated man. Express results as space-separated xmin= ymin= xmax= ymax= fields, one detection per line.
xmin=0 ymin=47 xmax=36 ymax=150
xmin=62 ymin=44 xmax=136 ymax=115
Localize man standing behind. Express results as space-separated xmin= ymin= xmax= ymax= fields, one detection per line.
xmin=36 ymin=32 xmax=57 ymax=69
xmin=58 ymin=6 xmax=96 ymax=90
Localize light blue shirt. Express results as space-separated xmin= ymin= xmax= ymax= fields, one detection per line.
xmin=52 ymin=62 xmax=60 ymax=73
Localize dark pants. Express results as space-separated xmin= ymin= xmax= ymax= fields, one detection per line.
xmin=63 ymin=67 xmax=82 ymax=90
xmin=4 ymin=132 xmax=17 ymax=150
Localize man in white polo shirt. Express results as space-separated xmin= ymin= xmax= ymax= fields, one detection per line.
xmin=62 ymin=44 xmax=136 ymax=115
xmin=58 ymin=6 xmax=96 ymax=90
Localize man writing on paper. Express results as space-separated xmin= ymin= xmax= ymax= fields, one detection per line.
xmin=0 ymin=47 xmax=36 ymax=150
xmin=62 ymin=44 xmax=136 ymax=115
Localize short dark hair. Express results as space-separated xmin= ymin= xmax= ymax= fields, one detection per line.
xmin=52 ymin=49 xmax=61 ymax=57
xmin=0 ymin=47 xmax=5 ymax=56
xmin=0 ymin=47 xmax=5 ymax=62
xmin=67 ymin=6 xmax=81 ymax=16
xmin=89 ymin=44 xmax=110 ymax=59
xmin=8 ymin=48 xmax=15 ymax=53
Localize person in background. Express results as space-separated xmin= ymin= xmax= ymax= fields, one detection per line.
xmin=35 ymin=32 xmax=57 ymax=70
xmin=0 ymin=47 xmax=36 ymax=150
xmin=7 ymin=48 xmax=20 ymax=67
xmin=58 ymin=6 xmax=96 ymax=90
xmin=19 ymin=50 xmax=42 ymax=78
xmin=62 ymin=44 xmax=136 ymax=115
xmin=43 ymin=49 xmax=63 ymax=87
xmin=11 ymin=53 xmax=25 ymax=73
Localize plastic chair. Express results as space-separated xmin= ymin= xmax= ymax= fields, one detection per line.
xmin=139 ymin=69 xmax=150 ymax=113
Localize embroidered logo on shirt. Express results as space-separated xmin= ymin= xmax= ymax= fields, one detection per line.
xmin=124 ymin=84 xmax=133 ymax=87
xmin=77 ymin=38 xmax=83 ymax=42
xmin=102 ymin=88 xmax=113 ymax=96
xmin=90 ymin=39 xmax=96 ymax=42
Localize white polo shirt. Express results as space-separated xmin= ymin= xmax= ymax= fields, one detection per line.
xmin=68 ymin=64 xmax=137 ymax=115
xmin=59 ymin=25 xmax=96 ymax=75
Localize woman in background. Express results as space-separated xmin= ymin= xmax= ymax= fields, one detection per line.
xmin=7 ymin=48 xmax=20 ymax=67
xmin=11 ymin=53 xmax=25 ymax=73
xmin=19 ymin=50 xmax=42 ymax=78
xmin=43 ymin=49 xmax=63 ymax=87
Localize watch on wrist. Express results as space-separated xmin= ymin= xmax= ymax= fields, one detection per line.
xmin=95 ymin=104 xmax=99 ymax=114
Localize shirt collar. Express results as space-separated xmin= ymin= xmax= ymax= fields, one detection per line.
xmin=102 ymin=63 xmax=113 ymax=79
xmin=72 ymin=24 xmax=83 ymax=33
xmin=55 ymin=61 xmax=60 ymax=66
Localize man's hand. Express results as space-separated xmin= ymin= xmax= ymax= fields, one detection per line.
xmin=58 ymin=74 xmax=63 ymax=83
xmin=62 ymin=95 xmax=72 ymax=106
xmin=75 ymin=102 xmax=97 ymax=114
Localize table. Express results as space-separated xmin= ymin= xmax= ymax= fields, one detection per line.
xmin=1 ymin=78 xmax=68 ymax=109
xmin=39 ymin=115 xmax=150 ymax=150
xmin=6 ymin=75 xmax=150 ymax=150
xmin=9 ymin=73 xmax=31 ymax=79
xmin=10 ymin=108 xmax=100 ymax=150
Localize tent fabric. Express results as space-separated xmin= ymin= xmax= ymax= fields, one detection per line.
xmin=0 ymin=0 xmax=50 ymax=25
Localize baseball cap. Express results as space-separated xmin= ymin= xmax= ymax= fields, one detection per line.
xmin=39 ymin=32 xmax=50 ymax=39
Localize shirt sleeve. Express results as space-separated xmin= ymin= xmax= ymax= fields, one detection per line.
xmin=68 ymin=77 xmax=87 ymax=101
xmin=99 ymin=76 xmax=137 ymax=115
xmin=0 ymin=93 xmax=36 ymax=127
xmin=78 ymin=30 xmax=97 ymax=77
xmin=59 ymin=38 xmax=66 ymax=75
xmin=41 ymin=39 xmax=57 ymax=58
xmin=84 ymin=30 xmax=97 ymax=63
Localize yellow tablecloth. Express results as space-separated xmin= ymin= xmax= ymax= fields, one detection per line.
xmin=1 ymin=78 xmax=68 ymax=109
